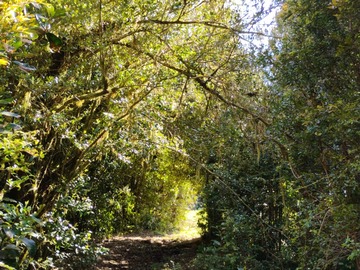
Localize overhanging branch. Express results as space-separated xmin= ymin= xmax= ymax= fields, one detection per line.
xmin=113 ymin=41 xmax=270 ymax=126
xmin=138 ymin=19 xmax=280 ymax=38
xmin=54 ymin=88 xmax=113 ymax=113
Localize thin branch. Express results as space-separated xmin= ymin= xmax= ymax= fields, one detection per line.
xmin=54 ymin=88 xmax=112 ymax=113
xmin=271 ymin=138 xmax=301 ymax=179
xmin=194 ymin=77 xmax=270 ymax=125
xmin=114 ymin=87 xmax=153 ymax=122
xmin=114 ymin=41 xmax=270 ymax=125
xmin=177 ymin=77 xmax=188 ymax=109
xmin=99 ymin=0 xmax=108 ymax=93
xmin=177 ymin=0 xmax=188 ymax=20
xmin=79 ymin=86 xmax=154 ymax=161
xmin=138 ymin=19 xmax=280 ymax=38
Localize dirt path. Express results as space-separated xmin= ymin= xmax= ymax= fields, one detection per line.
xmin=94 ymin=234 xmax=202 ymax=270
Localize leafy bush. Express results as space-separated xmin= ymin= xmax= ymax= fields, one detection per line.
xmin=42 ymin=212 xmax=108 ymax=269
xmin=0 ymin=199 xmax=50 ymax=270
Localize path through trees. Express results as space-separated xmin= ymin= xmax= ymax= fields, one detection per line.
xmin=1 ymin=0 xmax=359 ymax=269
xmin=95 ymin=234 xmax=201 ymax=270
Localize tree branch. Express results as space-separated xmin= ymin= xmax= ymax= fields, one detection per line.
xmin=113 ymin=41 xmax=270 ymax=125
xmin=138 ymin=19 xmax=279 ymax=38
xmin=54 ymin=88 xmax=114 ymax=113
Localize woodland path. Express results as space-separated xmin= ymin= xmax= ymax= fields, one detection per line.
xmin=94 ymin=233 xmax=202 ymax=270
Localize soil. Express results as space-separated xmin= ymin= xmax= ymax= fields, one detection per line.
xmin=94 ymin=233 xmax=202 ymax=270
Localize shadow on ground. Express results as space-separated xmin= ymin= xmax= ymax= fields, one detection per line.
xmin=94 ymin=234 xmax=202 ymax=270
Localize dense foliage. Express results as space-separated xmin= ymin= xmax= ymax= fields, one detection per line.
xmin=269 ymin=0 xmax=360 ymax=268
xmin=0 ymin=0 xmax=359 ymax=269
xmin=194 ymin=0 xmax=360 ymax=269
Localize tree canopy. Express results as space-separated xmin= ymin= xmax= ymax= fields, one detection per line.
xmin=0 ymin=0 xmax=359 ymax=269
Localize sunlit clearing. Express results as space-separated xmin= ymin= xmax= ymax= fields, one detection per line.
xmin=170 ymin=209 xmax=201 ymax=241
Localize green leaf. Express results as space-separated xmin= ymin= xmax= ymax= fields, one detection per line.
xmin=4 ymin=228 xmax=17 ymax=238
xmin=26 ymin=30 xmax=39 ymax=40
xmin=6 ymin=123 xmax=22 ymax=130
xmin=1 ymin=198 xmax=18 ymax=204
xmin=12 ymin=40 xmax=23 ymax=50
xmin=20 ymin=238 xmax=36 ymax=257
xmin=30 ymin=215 xmax=43 ymax=225
xmin=45 ymin=4 xmax=55 ymax=17
xmin=212 ymin=240 xmax=221 ymax=246
xmin=46 ymin=33 xmax=63 ymax=48
xmin=0 ymin=99 xmax=13 ymax=105
xmin=35 ymin=13 xmax=47 ymax=24
xmin=0 ymin=262 xmax=16 ymax=270
xmin=30 ymin=2 xmax=42 ymax=9
xmin=0 ymin=249 xmax=18 ymax=268
xmin=1 ymin=244 xmax=20 ymax=259
xmin=0 ymin=111 xmax=21 ymax=118
xmin=12 ymin=61 xmax=36 ymax=72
